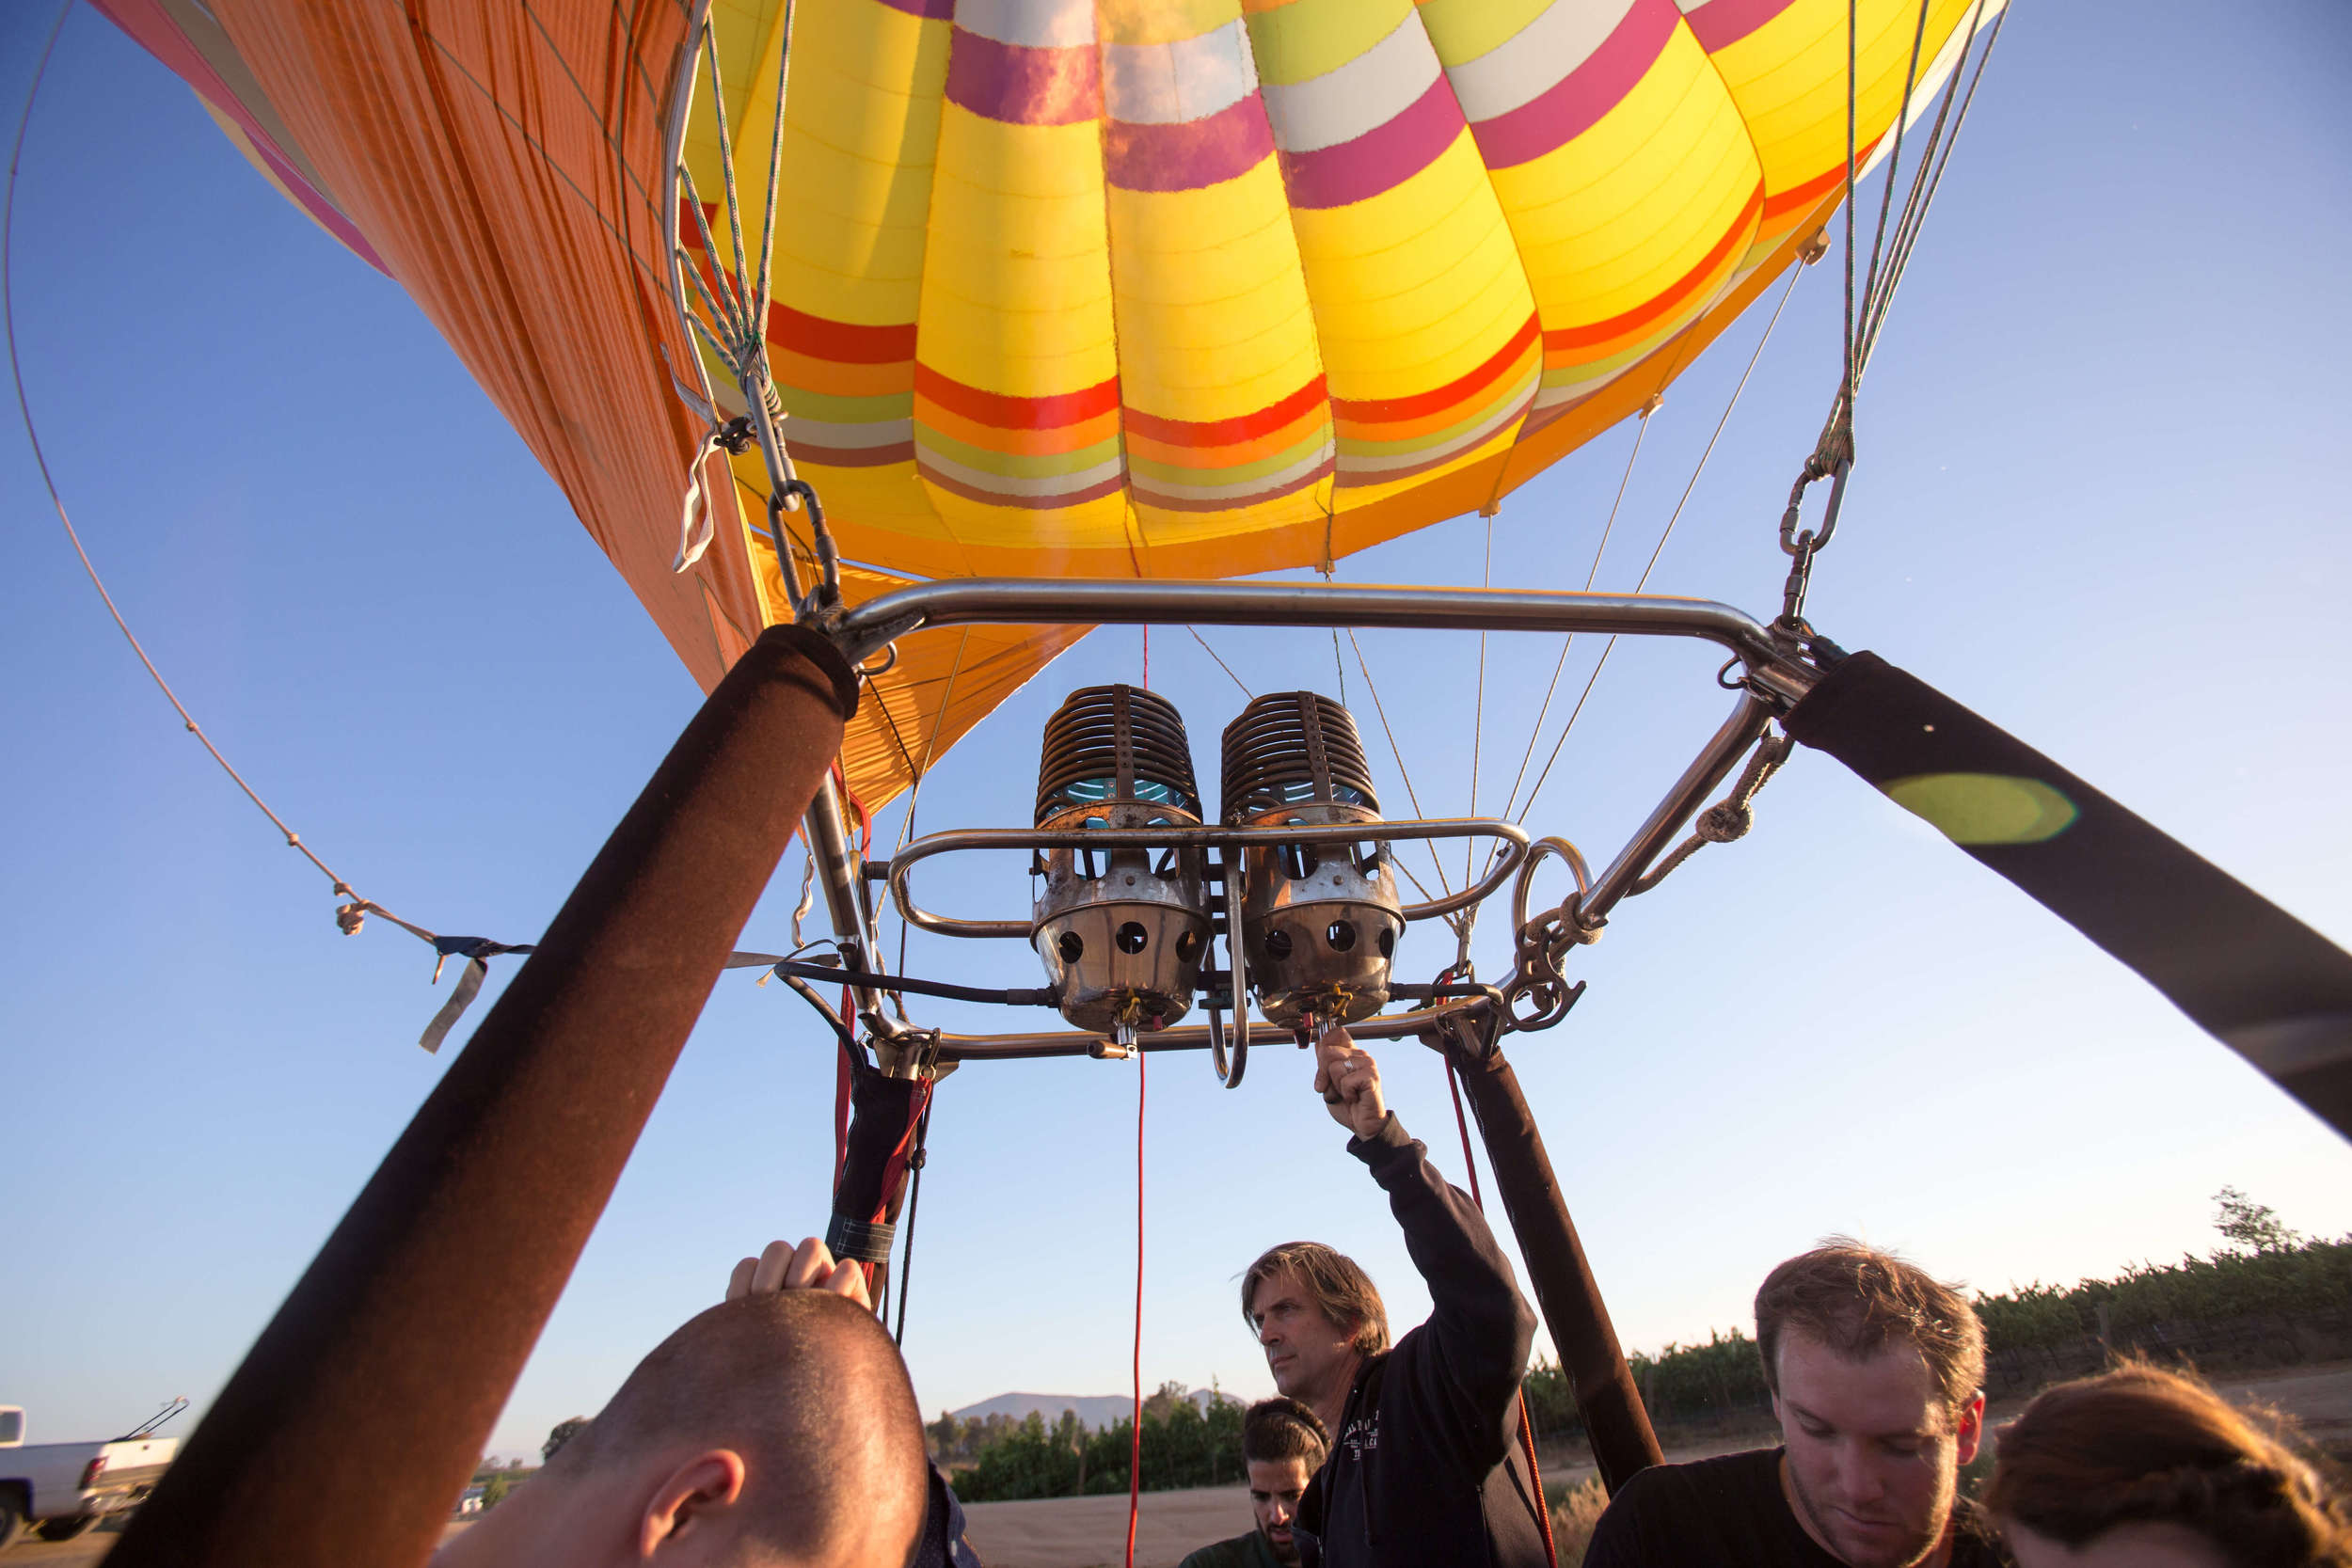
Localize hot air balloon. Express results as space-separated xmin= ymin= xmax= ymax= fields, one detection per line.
xmin=50 ymin=4 xmax=2352 ymax=1567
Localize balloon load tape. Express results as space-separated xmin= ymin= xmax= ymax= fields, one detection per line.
xmin=826 ymin=1215 xmax=897 ymax=1264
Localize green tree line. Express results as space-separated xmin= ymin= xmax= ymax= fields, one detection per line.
xmin=1528 ymin=1204 xmax=2350 ymax=1436
xmin=934 ymin=1383 xmax=1248 ymax=1502
xmin=936 ymin=1197 xmax=2350 ymax=1473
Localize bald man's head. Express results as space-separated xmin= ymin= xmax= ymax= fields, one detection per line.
xmin=439 ymin=1291 xmax=927 ymax=1568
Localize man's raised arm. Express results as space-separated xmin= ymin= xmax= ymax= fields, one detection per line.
xmin=1313 ymin=1028 xmax=1535 ymax=1459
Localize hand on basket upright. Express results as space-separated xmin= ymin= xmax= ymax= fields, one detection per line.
xmin=727 ymin=1236 xmax=871 ymax=1309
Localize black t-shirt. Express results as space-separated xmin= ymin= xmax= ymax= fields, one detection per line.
xmin=1581 ymin=1448 xmax=2006 ymax=1568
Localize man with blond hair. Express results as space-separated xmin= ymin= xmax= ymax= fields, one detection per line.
xmin=1584 ymin=1240 xmax=2001 ymax=1568
xmin=1236 ymin=1026 xmax=1548 ymax=1568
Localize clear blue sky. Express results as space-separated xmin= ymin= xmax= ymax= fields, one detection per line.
xmin=4 ymin=3 xmax=2348 ymax=1463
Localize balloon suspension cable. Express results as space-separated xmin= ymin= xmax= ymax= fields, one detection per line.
xmin=1779 ymin=0 xmax=2003 ymax=639
xmin=1188 ymin=626 xmax=1252 ymax=697
xmin=660 ymin=0 xmax=850 ymax=615
xmin=1498 ymin=393 xmax=1656 ymax=825
xmin=1515 ymin=263 xmax=1804 ymax=829
xmin=1466 ymin=515 xmax=1492 ymax=889
xmin=891 ymin=1095 xmax=931 ymax=1348
xmin=6 ymin=0 xmax=483 ymax=1046
xmin=1338 ymin=622 xmax=1455 ymax=909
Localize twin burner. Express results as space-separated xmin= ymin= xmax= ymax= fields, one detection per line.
xmin=1031 ymin=685 xmax=1403 ymax=1046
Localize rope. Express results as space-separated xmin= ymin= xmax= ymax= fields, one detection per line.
xmin=1188 ymin=626 xmax=1251 ymax=698
xmin=748 ymin=0 xmax=795 ymax=337
xmin=1125 ymin=1046 xmax=1147 ymax=1568
xmin=1499 ymin=403 xmax=1653 ymax=823
xmin=1780 ymin=0 xmax=2000 ymax=632
xmin=1444 ymin=1057 xmax=1484 ymax=1212
xmin=892 ymin=1097 xmax=931 ymax=1347
xmin=1343 ymin=628 xmax=1455 ymax=902
xmin=894 ymin=627 xmax=972 ymax=990
xmin=1466 ymin=515 xmax=1492 ymax=888
xmin=1856 ymin=0 xmax=1935 ymax=374
xmin=1627 ymin=730 xmax=1796 ymax=897
xmin=1859 ymin=2 xmax=2005 ymax=368
xmin=1517 ymin=266 xmax=1804 ymax=823
xmin=1841 ymin=2 xmax=1858 ymax=402
xmin=8 ymin=4 xmax=447 ymax=971
xmin=701 ymin=26 xmax=758 ymax=335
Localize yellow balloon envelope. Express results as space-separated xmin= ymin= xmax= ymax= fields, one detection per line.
xmin=100 ymin=0 xmax=1997 ymax=808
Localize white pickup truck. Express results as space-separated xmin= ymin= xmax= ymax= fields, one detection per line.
xmin=0 ymin=1405 xmax=178 ymax=1546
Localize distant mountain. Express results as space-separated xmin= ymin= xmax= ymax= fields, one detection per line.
xmin=946 ymin=1388 xmax=1220 ymax=1432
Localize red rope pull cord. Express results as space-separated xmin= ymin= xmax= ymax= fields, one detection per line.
xmin=1125 ymin=1046 xmax=1146 ymax=1568
xmin=1440 ymin=1034 xmax=1560 ymax=1568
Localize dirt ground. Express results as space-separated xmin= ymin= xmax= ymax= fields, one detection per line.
xmin=960 ymin=1361 xmax=2352 ymax=1568
xmin=22 ymin=1363 xmax=2352 ymax=1567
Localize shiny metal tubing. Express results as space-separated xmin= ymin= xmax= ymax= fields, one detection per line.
xmin=657 ymin=3 xmax=723 ymax=428
xmin=835 ymin=578 xmax=1812 ymax=689
xmin=931 ymin=996 xmax=1494 ymax=1061
xmin=889 ymin=818 xmax=1532 ymax=939
xmin=1578 ymin=691 xmax=1776 ymax=929
xmin=803 ymin=773 xmax=891 ymax=1034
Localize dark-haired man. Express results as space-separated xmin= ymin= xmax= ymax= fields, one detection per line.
xmin=1179 ymin=1397 xmax=1328 ymax=1568
xmin=1236 ymin=1026 xmax=1549 ymax=1568
xmin=1583 ymin=1240 xmax=2000 ymax=1568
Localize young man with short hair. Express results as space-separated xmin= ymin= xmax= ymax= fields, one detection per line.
xmin=1179 ymin=1398 xmax=1330 ymax=1568
xmin=1237 ymin=1027 xmax=1549 ymax=1568
xmin=1583 ymin=1240 xmax=2000 ymax=1568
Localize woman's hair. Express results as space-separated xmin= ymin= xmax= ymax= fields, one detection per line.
xmin=1986 ymin=1360 xmax=2352 ymax=1567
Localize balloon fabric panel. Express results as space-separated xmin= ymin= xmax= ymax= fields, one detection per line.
xmin=105 ymin=0 xmax=2000 ymax=810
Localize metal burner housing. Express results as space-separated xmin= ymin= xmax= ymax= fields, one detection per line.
xmin=1031 ymin=686 xmax=1213 ymax=1038
xmin=1220 ymin=692 xmax=1403 ymax=1029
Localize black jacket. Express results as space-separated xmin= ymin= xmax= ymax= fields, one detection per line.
xmin=1295 ymin=1115 xmax=1549 ymax=1568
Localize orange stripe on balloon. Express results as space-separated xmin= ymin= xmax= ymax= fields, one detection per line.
xmin=1763 ymin=135 xmax=1885 ymax=223
xmin=771 ymin=346 xmax=914 ymax=399
xmin=1330 ymin=311 xmax=1541 ymax=426
xmin=1540 ymin=182 xmax=1760 ymax=355
xmin=914 ymin=396 xmax=1122 ymax=457
xmin=1123 ymin=399 xmax=1329 ymax=470
xmin=1120 ymin=374 xmax=1328 ymax=448
xmin=1335 ymin=338 xmax=1538 ymax=443
xmin=913 ymin=362 xmax=1122 ymax=432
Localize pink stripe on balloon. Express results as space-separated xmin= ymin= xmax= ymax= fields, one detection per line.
xmin=1468 ymin=0 xmax=1680 ymax=170
xmin=1275 ymin=75 xmax=1463 ymax=211
xmin=870 ymin=0 xmax=959 ymax=18
xmin=944 ymin=29 xmax=1103 ymax=126
xmin=87 ymin=0 xmax=389 ymax=274
xmin=1104 ymin=94 xmax=1275 ymax=192
xmin=1679 ymin=0 xmax=1799 ymax=54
